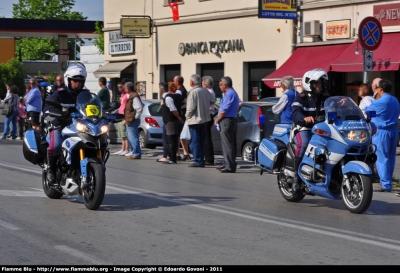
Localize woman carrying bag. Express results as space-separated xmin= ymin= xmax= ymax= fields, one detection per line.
xmin=1 ymin=85 xmax=20 ymax=140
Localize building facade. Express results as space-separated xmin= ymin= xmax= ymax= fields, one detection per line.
xmin=97 ymin=0 xmax=295 ymax=101
xmin=263 ymin=0 xmax=400 ymax=102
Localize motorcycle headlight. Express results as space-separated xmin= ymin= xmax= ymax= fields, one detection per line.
xmin=340 ymin=130 xmax=368 ymax=143
xmin=100 ymin=125 xmax=109 ymax=134
xmin=76 ymin=122 xmax=86 ymax=132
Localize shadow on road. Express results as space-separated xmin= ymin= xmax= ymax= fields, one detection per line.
xmin=96 ymin=193 xmax=236 ymax=212
xmin=296 ymin=197 xmax=400 ymax=216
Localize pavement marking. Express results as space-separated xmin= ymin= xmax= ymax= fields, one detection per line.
xmin=2 ymin=161 xmax=400 ymax=252
xmin=0 ymin=220 xmax=21 ymax=231
xmin=0 ymin=190 xmax=46 ymax=197
xmin=106 ymin=184 xmax=400 ymax=252
xmin=54 ymin=245 xmax=112 ymax=265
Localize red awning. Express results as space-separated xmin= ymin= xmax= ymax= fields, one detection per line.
xmin=262 ymin=43 xmax=351 ymax=89
xmin=331 ymin=32 xmax=400 ymax=72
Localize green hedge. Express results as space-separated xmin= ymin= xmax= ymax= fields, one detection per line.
xmin=0 ymin=58 xmax=26 ymax=98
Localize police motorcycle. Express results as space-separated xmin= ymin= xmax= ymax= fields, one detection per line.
xmin=255 ymin=96 xmax=378 ymax=214
xmin=23 ymin=91 xmax=124 ymax=210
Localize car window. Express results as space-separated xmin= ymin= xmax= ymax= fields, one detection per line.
xmin=148 ymin=103 xmax=162 ymax=116
xmin=237 ymin=105 xmax=252 ymax=123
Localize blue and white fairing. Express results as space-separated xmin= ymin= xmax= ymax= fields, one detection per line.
xmin=299 ymin=96 xmax=374 ymax=199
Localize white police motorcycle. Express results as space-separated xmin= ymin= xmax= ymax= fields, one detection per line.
xmin=255 ymin=96 xmax=378 ymax=214
xmin=23 ymin=92 xmax=124 ymax=210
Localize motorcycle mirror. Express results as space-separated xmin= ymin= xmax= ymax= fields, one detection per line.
xmin=327 ymin=112 xmax=337 ymax=124
xmin=106 ymin=113 xmax=125 ymax=123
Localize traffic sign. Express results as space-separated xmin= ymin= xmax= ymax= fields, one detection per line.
xmin=358 ymin=16 xmax=382 ymax=51
xmin=364 ymin=51 xmax=373 ymax=72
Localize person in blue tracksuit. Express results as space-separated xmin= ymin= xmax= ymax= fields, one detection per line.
xmin=365 ymin=78 xmax=400 ymax=193
xmin=271 ymin=76 xmax=299 ymax=124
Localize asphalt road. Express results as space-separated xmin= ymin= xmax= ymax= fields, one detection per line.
xmin=1 ymin=137 xmax=400 ymax=266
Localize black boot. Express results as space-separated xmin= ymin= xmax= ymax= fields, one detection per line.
xmin=47 ymin=155 xmax=58 ymax=186
xmin=292 ymin=156 xmax=303 ymax=193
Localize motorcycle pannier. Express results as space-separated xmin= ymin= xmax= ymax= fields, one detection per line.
xmin=23 ymin=129 xmax=48 ymax=165
xmin=257 ymin=138 xmax=287 ymax=173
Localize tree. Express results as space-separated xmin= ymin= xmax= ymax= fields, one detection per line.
xmin=13 ymin=0 xmax=88 ymax=60
xmin=93 ymin=21 xmax=104 ymax=55
xmin=0 ymin=58 xmax=26 ymax=98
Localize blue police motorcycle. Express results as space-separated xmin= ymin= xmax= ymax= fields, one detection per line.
xmin=255 ymin=96 xmax=377 ymax=214
xmin=23 ymin=91 xmax=124 ymax=210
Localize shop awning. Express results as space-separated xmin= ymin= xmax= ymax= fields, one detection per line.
xmin=331 ymin=33 xmax=400 ymax=72
xmin=93 ymin=61 xmax=135 ymax=78
xmin=262 ymin=44 xmax=351 ymax=88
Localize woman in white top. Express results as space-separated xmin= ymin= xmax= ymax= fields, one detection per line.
xmin=358 ymin=83 xmax=375 ymax=117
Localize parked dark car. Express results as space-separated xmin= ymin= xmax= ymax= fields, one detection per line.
xmin=259 ymin=97 xmax=280 ymax=103
xmin=212 ymin=101 xmax=280 ymax=161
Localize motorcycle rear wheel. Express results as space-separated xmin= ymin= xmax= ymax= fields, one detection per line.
xmin=341 ymin=173 xmax=373 ymax=214
xmin=83 ymin=162 xmax=106 ymax=210
xmin=277 ymin=174 xmax=305 ymax=202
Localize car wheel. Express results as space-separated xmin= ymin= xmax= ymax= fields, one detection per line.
xmin=139 ymin=130 xmax=147 ymax=149
xmin=242 ymin=142 xmax=256 ymax=162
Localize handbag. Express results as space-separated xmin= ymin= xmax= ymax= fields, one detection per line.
xmin=1 ymin=95 xmax=15 ymax=116
xmin=180 ymin=120 xmax=191 ymax=140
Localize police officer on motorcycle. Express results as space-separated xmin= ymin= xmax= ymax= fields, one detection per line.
xmin=44 ymin=62 xmax=89 ymax=186
xmin=290 ymin=68 xmax=329 ymax=192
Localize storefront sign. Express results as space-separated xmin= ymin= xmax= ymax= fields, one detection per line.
xmin=374 ymin=3 xmax=400 ymax=26
xmin=258 ymin=0 xmax=297 ymax=20
xmin=178 ymin=39 xmax=244 ymax=56
xmin=109 ymin=31 xmax=132 ymax=43
xmin=120 ymin=17 xmax=151 ymax=37
xmin=56 ymin=49 xmax=70 ymax=55
xmin=109 ymin=40 xmax=134 ymax=55
xmin=326 ymin=20 xmax=351 ymax=40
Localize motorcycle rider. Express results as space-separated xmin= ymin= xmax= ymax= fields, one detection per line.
xmin=44 ymin=62 xmax=89 ymax=186
xmin=290 ymin=68 xmax=329 ymax=192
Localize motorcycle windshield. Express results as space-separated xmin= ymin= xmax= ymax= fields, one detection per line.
xmin=324 ymin=96 xmax=364 ymax=120
xmin=76 ymin=91 xmax=103 ymax=118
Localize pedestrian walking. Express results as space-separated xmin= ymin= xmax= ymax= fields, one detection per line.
xmin=2 ymin=81 xmax=14 ymax=137
xmin=271 ymin=76 xmax=298 ymax=124
xmin=358 ymin=83 xmax=375 ymax=117
xmin=124 ymin=82 xmax=143 ymax=160
xmin=202 ymin=76 xmax=216 ymax=165
xmin=365 ymin=78 xmax=400 ymax=192
xmin=97 ymin=77 xmax=111 ymax=110
xmin=214 ymin=76 xmax=240 ymax=173
xmin=161 ymin=82 xmax=183 ymax=164
xmin=17 ymin=97 xmax=26 ymax=140
xmin=174 ymin=75 xmax=191 ymax=161
xmin=24 ymin=78 xmax=42 ymax=130
xmin=112 ymin=80 xmax=131 ymax=156
xmin=185 ymin=74 xmax=215 ymax=167
xmin=1 ymin=85 xmax=20 ymax=140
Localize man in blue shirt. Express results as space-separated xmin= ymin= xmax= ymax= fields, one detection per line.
xmin=271 ymin=76 xmax=298 ymax=124
xmin=365 ymin=79 xmax=400 ymax=193
xmin=24 ymin=79 xmax=42 ymax=130
xmin=214 ymin=76 xmax=239 ymax=173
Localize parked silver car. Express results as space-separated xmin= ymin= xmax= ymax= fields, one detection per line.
xmin=138 ymin=99 xmax=164 ymax=149
xmin=211 ymin=101 xmax=279 ymax=161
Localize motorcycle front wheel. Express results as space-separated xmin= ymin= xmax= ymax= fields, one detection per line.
xmin=83 ymin=162 xmax=106 ymax=210
xmin=341 ymin=173 xmax=373 ymax=214
xmin=277 ymin=174 xmax=305 ymax=202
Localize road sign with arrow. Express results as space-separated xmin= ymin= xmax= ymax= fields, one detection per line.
xmin=364 ymin=51 xmax=373 ymax=72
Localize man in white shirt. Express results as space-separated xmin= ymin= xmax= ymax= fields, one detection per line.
xmin=202 ymin=76 xmax=216 ymax=165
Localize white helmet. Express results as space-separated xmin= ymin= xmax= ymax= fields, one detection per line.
xmin=302 ymin=68 xmax=328 ymax=92
xmin=64 ymin=62 xmax=87 ymax=89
